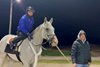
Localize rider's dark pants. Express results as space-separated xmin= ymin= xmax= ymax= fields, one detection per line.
xmin=11 ymin=31 xmax=27 ymax=44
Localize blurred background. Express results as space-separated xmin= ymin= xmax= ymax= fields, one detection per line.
xmin=0 ymin=0 xmax=100 ymax=48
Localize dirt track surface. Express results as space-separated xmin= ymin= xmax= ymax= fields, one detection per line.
xmin=0 ymin=53 xmax=100 ymax=67
xmin=1 ymin=62 xmax=100 ymax=67
xmin=37 ymin=63 xmax=100 ymax=67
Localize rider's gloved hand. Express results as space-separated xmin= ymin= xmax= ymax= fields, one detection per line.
xmin=27 ymin=33 xmax=33 ymax=41
xmin=27 ymin=32 xmax=30 ymax=36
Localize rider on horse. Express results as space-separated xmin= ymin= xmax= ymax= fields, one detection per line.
xmin=7 ymin=6 xmax=35 ymax=54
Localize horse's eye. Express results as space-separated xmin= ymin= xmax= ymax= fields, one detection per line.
xmin=46 ymin=28 xmax=49 ymax=31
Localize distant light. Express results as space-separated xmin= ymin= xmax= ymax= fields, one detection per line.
xmin=16 ymin=0 xmax=21 ymax=3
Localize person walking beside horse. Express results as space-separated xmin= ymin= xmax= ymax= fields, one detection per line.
xmin=71 ymin=30 xmax=91 ymax=67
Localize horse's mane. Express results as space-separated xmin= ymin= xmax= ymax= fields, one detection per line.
xmin=32 ymin=23 xmax=43 ymax=34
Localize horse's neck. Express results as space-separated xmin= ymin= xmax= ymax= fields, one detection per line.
xmin=31 ymin=25 xmax=43 ymax=45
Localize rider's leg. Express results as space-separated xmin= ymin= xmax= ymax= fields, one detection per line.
xmin=8 ymin=36 xmax=26 ymax=54
xmin=10 ymin=36 xmax=26 ymax=49
xmin=9 ymin=31 xmax=27 ymax=49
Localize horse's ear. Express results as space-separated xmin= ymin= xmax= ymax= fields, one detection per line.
xmin=44 ymin=17 xmax=47 ymax=23
xmin=49 ymin=18 xmax=53 ymax=24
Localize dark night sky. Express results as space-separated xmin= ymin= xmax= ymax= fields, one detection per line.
xmin=0 ymin=0 xmax=100 ymax=47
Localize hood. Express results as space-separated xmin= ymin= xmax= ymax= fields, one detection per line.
xmin=77 ymin=30 xmax=86 ymax=42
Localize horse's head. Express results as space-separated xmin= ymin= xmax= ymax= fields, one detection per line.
xmin=41 ymin=17 xmax=58 ymax=47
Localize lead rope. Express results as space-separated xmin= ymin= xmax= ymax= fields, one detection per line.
xmin=28 ymin=38 xmax=71 ymax=63
xmin=56 ymin=46 xmax=71 ymax=63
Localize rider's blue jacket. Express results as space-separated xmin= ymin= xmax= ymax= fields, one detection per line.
xmin=17 ymin=14 xmax=34 ymax=34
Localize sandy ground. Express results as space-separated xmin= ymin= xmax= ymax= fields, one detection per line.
xmin=0 ymin=53 xmax=100 ymax=67
xmin=1 ymin=62 xmax=100 ymax=67
xmin=37 ymin=63 xmax=100 ymax=67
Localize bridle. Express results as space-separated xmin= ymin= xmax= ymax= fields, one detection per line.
xmin=28 ymin=34 xmax=55 ymax=46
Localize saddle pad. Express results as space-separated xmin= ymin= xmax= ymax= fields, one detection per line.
xmin=7 ymin=36 xmax=17 ymax=44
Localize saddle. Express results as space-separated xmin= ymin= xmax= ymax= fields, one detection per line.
xmin=5 ymin=36 xmax=22 ymax=54
xmin=5 ymin=36 xmax=23 ymax=62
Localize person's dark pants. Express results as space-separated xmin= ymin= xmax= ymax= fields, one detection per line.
xmin=12 ymin=35 xmax=27 ymax=44
xmin=76 ymin=64 xmax=88 ymax=67
xmin=5 ymin=31 xmax=27 ymax=54
xmin=10 ymin=31 xmax=27 ymax=49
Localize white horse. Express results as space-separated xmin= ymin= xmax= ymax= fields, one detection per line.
xmin=0 ymin=17 xmax=58 ymax=67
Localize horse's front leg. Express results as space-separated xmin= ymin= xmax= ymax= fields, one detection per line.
xmin=32 ymin=47 xmax=42 ymax=67
xmin=23 ymin=62 xmax=29 ymax=67
xmin=8 ymin=58 xmax=14 ymax=67
xmin=32 ymin=55 xmax=38 ymax=67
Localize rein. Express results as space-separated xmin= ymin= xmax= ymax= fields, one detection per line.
xmin=29 ymin=39 xmax=50 ymax=46
xmin=28 ymin=38 xmax=50 ymax=50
